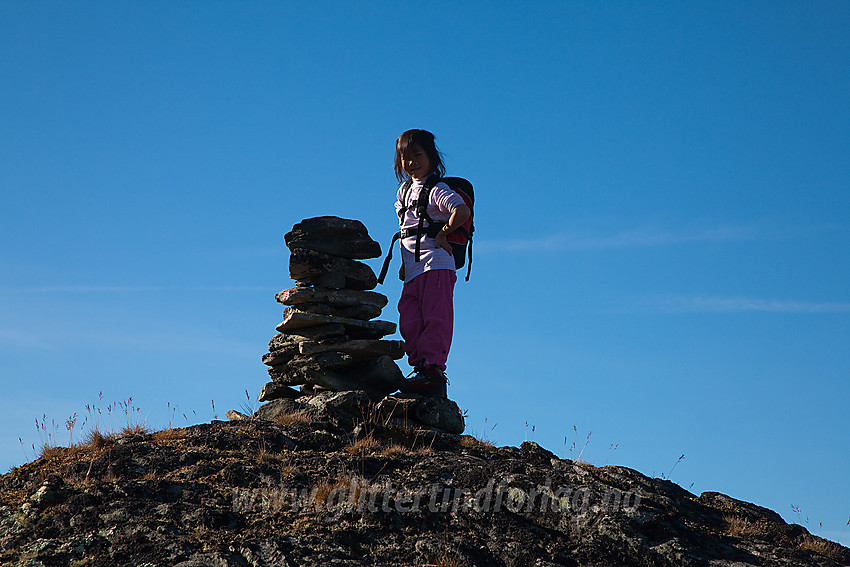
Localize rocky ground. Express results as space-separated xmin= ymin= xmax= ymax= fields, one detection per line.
xmin=1 ymin=393 xmax=847 ymax=567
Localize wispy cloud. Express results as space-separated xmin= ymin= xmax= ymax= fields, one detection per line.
xmin=478 ymin=225 xmax=760 ymax=252
xmin=0 ymin=324 xmax=257 ymax=356
xmin=0 ymin=329 xmax=43 ymax=349
xmin=650 ymin=295 xmax=850 ymax=314
xmin=219 ymin=245 xmax=287 ymax=259
xmin=0 ymin=285 xmax=269 ymax=294
xmin=64 ymin=329 xmax=259 ymax=356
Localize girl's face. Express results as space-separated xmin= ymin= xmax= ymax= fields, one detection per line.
xmin=402 ymin=144 xmax=432 ymax=180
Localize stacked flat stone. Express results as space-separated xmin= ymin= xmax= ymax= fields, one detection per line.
xmin=258 ymin=216 xmax=406 ymax=402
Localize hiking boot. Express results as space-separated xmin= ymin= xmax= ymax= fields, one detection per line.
xmin=400 ymin=366 xmax=448 ymax=398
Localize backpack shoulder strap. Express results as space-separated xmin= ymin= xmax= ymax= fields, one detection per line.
xmin=416 ymin=175 xmax=439 ymax=214
xmin=397 ymin=178 xmax=414 ymax=221
xmin=413 ymin=175 xmax=439 ymax=262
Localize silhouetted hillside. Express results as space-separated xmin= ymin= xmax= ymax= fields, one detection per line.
xmin=1 ymin=391 xmax=847 ymax=567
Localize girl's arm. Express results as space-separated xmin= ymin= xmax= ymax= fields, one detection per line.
xmin=435 ymin=204 xmax=471 ymax=255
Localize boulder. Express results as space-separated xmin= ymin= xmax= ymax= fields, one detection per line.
xmin=261 ymin=347 xmax=298 ymax=367
xmin=299 ymin=383 xmax=332 ymax=396
xmin=268 ymin=325 xmax=347 ymax=351
xmin=302 ymin=390 xmax=372 ymax=419
xmin=374 ymin=395 xmax=418 ymax=423
xmin=258 ymin=381 xmax=301 ymax=402
xmin=30 ymin=480 xmax=63 ymax=508
xmin=254 ymin=397 xmax=307 ymax=422
xmin=284 ymin=301 xmax=383 ymax=321
xmin=298 ymin=272 xmax=348 ymax=289
xmin=284 ymin=302 xmax=338 ymax=316
xmin=268 ymin=351 xmax=355 ymax=376
xmin=375 ymin=394 xmax=465 ymax=434
xmin=276 ymin=308 xmax=396 ymax=336
xmin=303 ymin=368 xmax=370 ymax=393
xmin=268 ymin=366 xmax=307 ymax=386
xmin=276 ymin=287 xmax=388 ymax=309
xmin=288 ymin=248 xmax=377 ymax=290
xmin=225 ymin=409 xmax=250 ymax=421
xmin=352 ymin=355 xmax=405 ymax=388
xmin=301 ymin=351 xmax=354 ymax=370
xmin=336 ymin=303 xmax=383 ymax=320
xmin=298 ymin=339 xmax=404 ymax=360
xmin=412 ymin=395 xmax=465 ymax=434
xmin=284 ymin=216 xmax=382 ymax=259
xmin=346 ymin=326 xmax=394 ymax=340
xmin=303 ymin=368 xmax=396 ymax=399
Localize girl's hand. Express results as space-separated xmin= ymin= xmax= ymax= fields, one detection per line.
xmin=435 ymin=231 xmax=452 ymax=255
xmin=435 ymin=204 xmax=469 ymax=256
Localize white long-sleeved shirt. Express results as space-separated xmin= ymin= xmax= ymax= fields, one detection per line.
xmin=394 ymin=177 xmax=465 ymax=284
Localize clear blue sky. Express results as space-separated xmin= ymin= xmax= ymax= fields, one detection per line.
xmin=2 ymin=1 xmax=848 ymax=543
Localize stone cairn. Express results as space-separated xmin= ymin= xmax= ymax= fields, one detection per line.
xmin=248 ymin=216 xmax=465 ymax=435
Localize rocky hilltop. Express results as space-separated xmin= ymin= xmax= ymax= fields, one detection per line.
xmin=1 ymin=393 xmax=847 ymax=567
xmin=2 ymin=216 xmax=847 ymax=566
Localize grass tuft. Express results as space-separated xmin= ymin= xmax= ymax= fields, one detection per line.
xmin=345 ymin=435 xmax=381 ymax=455
xmin=723 ymin=514 xmax=769 ymax=537
xmin=799 ymin=536 xmax=847 ymax=561
xmin=460 ymin=435 xmax=493 ymax=450
xmin=151 ymin=428 xmax=185 ymax=445
xmin=376 ymin=443 xmax=412 ymax=458
xmin=37 ymin=444 xmax=68 ymax=461
xmin=120 ymin=423 xmax=149 ymax=436
xmin=311 ymin=474 xmax=367 ymax=510
xmin=256 ymin=443 xmax=278 ymax=464
xmin=275 ymin=409 xmax=316 ymax=427
xmin=83 ymin=428 xmax=116 ymax=451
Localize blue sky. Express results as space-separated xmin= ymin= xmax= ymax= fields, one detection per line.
xmin=2 ymin=1 xmax=848 ymax=543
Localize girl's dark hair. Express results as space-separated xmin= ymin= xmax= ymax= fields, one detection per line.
xmin=394 ymin=129 xmax=446 ymax=183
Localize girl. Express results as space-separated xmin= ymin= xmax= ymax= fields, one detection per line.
xmin=393 ymin=129 xmax=470 ymax=397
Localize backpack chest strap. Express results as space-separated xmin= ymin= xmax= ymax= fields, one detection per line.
xmin=399 ymin=223 xmax=444 ymax=240
xmin=399 ymin=175 xmax=440 ymax=262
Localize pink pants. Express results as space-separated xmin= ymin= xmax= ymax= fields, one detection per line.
xmin=398 ymin=269 xmax=457 ymax=371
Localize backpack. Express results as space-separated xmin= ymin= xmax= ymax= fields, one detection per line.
xmin=377 ymin=176 xmax=475 ymax=284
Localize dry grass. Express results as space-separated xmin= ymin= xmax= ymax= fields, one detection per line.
xmin=192 ymin=525 xmax=209 ymax=542
xmin=256 ymin=444 xmax=279 ymax=465
xmin=275 ymin=409 xmax=316 ymax=427
xmin=376 ymin=443 xmax=412 ymax=458
xmin=344 ymin=435 xmax=381 ymax=455
xmin=279 ymin=461 xmax=296 ymax=476
xmin=38 ymin=424 xmax=147 ymax=463
xmin=422 ymin=540 xmax=463 ymax=567
xmin=33 ymin=430 xmax=116 ymax=470
xmin=459 ymin=435 xmax=494 ymax=450
xmin=151 ymin=428 xmax=186 ymax=444
xmin=83 ymin=428 xmax=117 ymax=451
xmin=311 ymin=474 xmax=367 ymax=510
xmin=120 ymin=423 xmax=149 ymax=436
xmin=723 ymin=514 xmax=769 ymax=537
xmin=799 ymin=536 xmax=847 ymax=561
xmin=37 ymin=443 xmax=69 ymax=461
xmin=311 ymin=479 xmax=337 ymax=507
xmin=140 ymin=468 xmax=159 ymax=481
